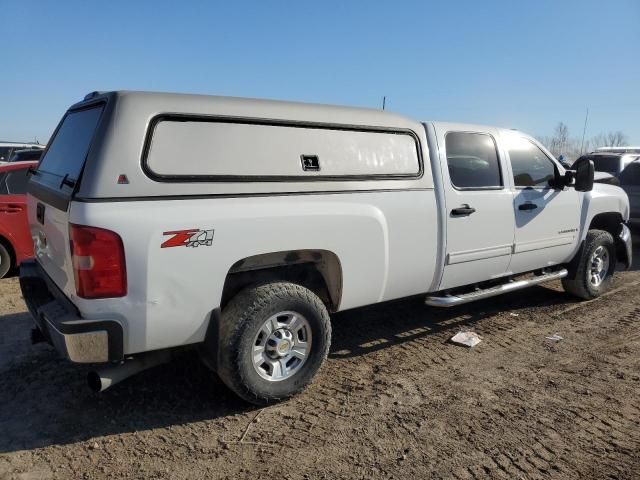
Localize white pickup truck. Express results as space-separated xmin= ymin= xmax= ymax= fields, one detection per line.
xmin=20 ymin=91 xmax=632 ymax=405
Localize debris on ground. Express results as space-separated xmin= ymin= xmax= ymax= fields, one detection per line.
xmin=450 ymin=331 xmax=482 ymax=348
xmin=510 ymin=312 xmax=519 ymax=317
xmin=545 ymin=333 xmax=563 ymax=342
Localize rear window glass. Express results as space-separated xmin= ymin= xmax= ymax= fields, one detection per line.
xmin=35 ymin=105 xmax=103 ymax=190
xmin=573 ymin=155 xmax=619 ymax=174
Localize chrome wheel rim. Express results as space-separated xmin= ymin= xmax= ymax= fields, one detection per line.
xmin=252 ymin=311 xmax=312 ymax=382
xmin=589 ymin=246 xmax=610 ymax=287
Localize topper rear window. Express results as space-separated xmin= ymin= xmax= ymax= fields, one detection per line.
xmin=34 ymin=105 xmax=104 ymax=191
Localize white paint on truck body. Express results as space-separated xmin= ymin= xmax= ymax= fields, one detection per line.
xmin=26 ymin=91 xmax=630 ymax=357
xmin=67 ymin=191 xmax=438 ymax=354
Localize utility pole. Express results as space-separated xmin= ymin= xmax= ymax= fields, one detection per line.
xmin=580 ymin=107 xmax=589 ymax=156
xmin=382 ymin=96 xmax=386 ymax=110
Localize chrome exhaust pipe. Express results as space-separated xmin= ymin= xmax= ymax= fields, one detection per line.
xmin=88 ymin=350 xmax=171 ymax=392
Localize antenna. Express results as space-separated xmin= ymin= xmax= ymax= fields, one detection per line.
xmin=580 ymin=107 xmax=589 ymax=155
xmin=382 ymin=96 xmax=386 ymax=110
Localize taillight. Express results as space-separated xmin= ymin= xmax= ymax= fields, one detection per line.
xmin=69 ymin=224 xmax=127 ymax=299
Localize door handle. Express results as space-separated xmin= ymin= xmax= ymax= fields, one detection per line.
xmin=0 ymin=204 xmax=23 ymax=214
xmin=518 ymin=203 xmax=538 ymax=211
xmin=451 ymin=205 xmax=476 ymax=216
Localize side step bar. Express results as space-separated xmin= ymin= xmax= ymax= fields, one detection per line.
xmin=425 ymin=269 xmax=568 ymax=308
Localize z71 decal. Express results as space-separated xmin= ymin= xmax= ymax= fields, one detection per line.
xmin=162 ymin=229 xmax=215 ymax=248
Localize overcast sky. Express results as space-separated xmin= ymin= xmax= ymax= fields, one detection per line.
xmin=2 ymin=0 xmax=639 ymax=144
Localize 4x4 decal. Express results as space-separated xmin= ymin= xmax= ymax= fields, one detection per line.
xmin=162 ymin=229 xmax=214 ymax=248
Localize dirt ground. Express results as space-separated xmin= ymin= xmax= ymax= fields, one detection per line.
xmin=1 ymin=241 xmax=640 ymax=480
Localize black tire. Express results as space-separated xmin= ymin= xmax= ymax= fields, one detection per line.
xmin=562 ymin=229 xmax=616 ymax=300
xmin=0 ymin=243 xmax=12 ymax=278
xmin=215 ymin=282 xmax=331 ymax=405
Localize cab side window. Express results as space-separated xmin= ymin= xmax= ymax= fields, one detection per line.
xmin=508 ymin=139 xmax=556 ymax=188
xmin=445 ymin=132 xmax=502 ymax=189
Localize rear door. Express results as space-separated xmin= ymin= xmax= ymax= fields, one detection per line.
xmin=28 ymin=104 xmax=105 ymax=294
xmin=504 ymin=134 xmax=580 ymax=273
xmin=437 ymin=127 xmax=515 ymax=290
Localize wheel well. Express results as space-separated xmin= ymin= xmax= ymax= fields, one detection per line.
xmin=221 ymin=250 xmax=342 ymax=312
xmin=588 ymin=212 xmax=628 ymax=265
xmin=589 ymin=212 xmax=623 ymax=237
xmin=0 ymin=235 xmax=16 ymax=268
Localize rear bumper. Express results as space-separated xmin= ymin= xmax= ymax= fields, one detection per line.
xmin=19 ymin=260 xmax=123 ymax=363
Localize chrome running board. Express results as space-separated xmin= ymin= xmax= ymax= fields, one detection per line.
xmin=425 ymin=269 xmax=568 ymax=308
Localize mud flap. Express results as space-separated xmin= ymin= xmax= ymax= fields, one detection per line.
xmin=616 ymin=223 xmax=633 ymax=270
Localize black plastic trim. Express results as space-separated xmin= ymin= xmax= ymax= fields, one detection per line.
xmin=73 ymin=187 xmax=433 ymax=203
xmin=141 ymin=113 xmax=424 ymax=183
xmin=27 ymin=180 xmax=70 ymax=211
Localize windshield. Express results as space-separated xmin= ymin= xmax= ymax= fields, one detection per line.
xmin=35 ymin=105 xmax=104 ymax=191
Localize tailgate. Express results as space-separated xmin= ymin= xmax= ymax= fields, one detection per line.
xmin=28 ymin=104 xmax=105 ymax=295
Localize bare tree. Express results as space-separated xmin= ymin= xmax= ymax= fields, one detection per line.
xmin=606 ymin=131 xmax=628 ymax=147
xmin=590 ymin=133 xmax=607 ymax=149
xmin=549 ymin=122 xmax=569 ymax=157
xmin=590 ymin=131 xmax=629 ymax=149
xmin=538 ymin=126 xmax=629 ymax=161
xmin=539 ymin=122 xmax=578 ymax=159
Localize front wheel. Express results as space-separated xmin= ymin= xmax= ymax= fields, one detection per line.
xmin=562 ymin=229 xmax=616 ymax=299
xmin=215 ymin=282 xmax=331 ymax=405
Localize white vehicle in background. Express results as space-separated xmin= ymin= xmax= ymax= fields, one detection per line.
xmin=596 ymin=146 xmax=640 ymax=154
xmin=20 ymin=91 xmax=632 ymax=405
xmin=0 ymin=142 xmax=44 ymax=162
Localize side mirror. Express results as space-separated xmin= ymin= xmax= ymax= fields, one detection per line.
xmin=574 ymin=158 xmax=594 ymax=192
xmin=563 ymin=169 xmax=575 ymax=186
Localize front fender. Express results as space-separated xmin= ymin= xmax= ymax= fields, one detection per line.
xmin=579 ymin=184 xmax=630 ymax=242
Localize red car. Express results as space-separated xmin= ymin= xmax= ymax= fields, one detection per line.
xmin=0 ymin=161 xmax=37 ymax=277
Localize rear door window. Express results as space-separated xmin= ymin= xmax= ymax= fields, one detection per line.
xmin=34 ymin=105 xmax=104 ymax=191
xmin=445 ymin=132 xmax=502 ymax=189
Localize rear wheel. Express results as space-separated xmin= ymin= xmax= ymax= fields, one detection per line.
xmin=215 ymin=282 xmax=331 ymax=405
xmin=562 ymin=229 xmax=616 ymax=299
xmin=0 ymin=243 xmax=12 ymax=278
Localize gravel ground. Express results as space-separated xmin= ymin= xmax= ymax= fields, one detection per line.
xmin=1 ymin=240 xmax=640 ymax=479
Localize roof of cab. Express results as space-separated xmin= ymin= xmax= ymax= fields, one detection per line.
xmin=70 ymin=90 xmax=422 ymax=130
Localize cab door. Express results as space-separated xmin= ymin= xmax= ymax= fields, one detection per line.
xmin=502 ymin=134 xmax=580 ymax=274
xmin=437 ymin=128 xmax=515 ymax=290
